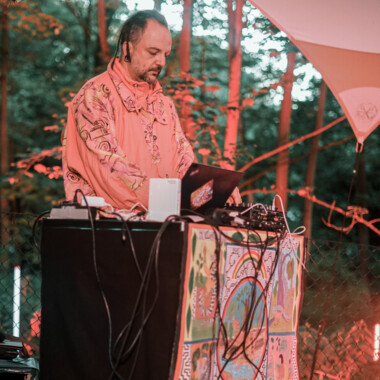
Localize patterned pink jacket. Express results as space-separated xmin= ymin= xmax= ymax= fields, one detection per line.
xmin=62 ymin=59 xmax=194 ymax=211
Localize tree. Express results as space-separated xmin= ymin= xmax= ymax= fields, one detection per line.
xmin=223 ymin=0 xmax=244 ymax=169
xmin=154 ymin=0 xmax=162 ymax=11
xmin=177 ymin=0 xmax=194 ymax=139
xmin=1 ymin=0 xmax=9 ymax=245
xmin=1 ymin=1 xmax=9 ymax=180
xmin=274 ymin=47 xmax=296 ymax=211
xmin=97 ymin=0 xmax=110 ymax=63
xmin=303 ymin=80 xmax=327 ymax=239
xmin=178 ymin=0 xmax=192 ymax=73
xmin=64 ymin=0 xmax=95 ymax=76
xmin=3 ymin=0 xmax=380 ymax=246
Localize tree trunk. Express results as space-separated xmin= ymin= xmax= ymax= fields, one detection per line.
xmin=64 ymin=0 xmax=94 ymax=75
xmin=178 ymin=0 xmax=192 ymax=73
xmin=275 ymin=49 xmax=296 ymax=211
xmin=98 ymin=0 xmax=110 ymax=63
xmin=223 ymin=0 xmax=244 ymax=169
xmin=303 ymin=80 xmax=327 ymax=238
xmin=178 ymin=0 xmax=194 ymax=139
xmin=154 ymin=0 xmax=162 ymax=11
xmin=1 ymin=2 xmax=9 ymax=241
xmin=1 ymin=3 xmax=8 ymax=178
xmin=85 ymin=0 xmax=94 ymax=75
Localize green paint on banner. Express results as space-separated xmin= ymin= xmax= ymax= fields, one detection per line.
xmin=232 ymin=231 xmax=244 ymax=241
xmin=189 ymin=268 xmax=194 ymax=294
xmin=248 ymin=233 xmax=261 ymax=243
xmin=186 ymin=306 xmax=192 ymax=333
xmin=192 ymin=233 xmax=197 ymax=257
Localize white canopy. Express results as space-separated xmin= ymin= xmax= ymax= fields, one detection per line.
xmin=248 ymin=0 xmax=380 ymax=143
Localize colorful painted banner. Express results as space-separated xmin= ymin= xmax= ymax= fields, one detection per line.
xmin=173 ymin=223 xmax=305 ymax=379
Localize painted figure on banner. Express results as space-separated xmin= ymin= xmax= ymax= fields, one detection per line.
xmin=269 ymin=240 xmax=298 ymax=332
xmin=193 ymin=245 xmax=217 ymax=319
xmin=217 ymin=278 xmax=268 ymax=378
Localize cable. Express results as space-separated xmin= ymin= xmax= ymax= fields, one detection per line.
xmin=102 ymin=209 xmax=144 ymax=281
xmin=182 ymin=207 xmax=284 ymax=379
xmin=80 ymin=202 xmax=288 ymax=378
xmin=118 ymin=202 xmax=148 ymax=220
xmin=73 ymin=189 xmax=119 ymax=379
xmin=240 ymin=202 xmax=268 ymax=215
xmin=31 ymin=210 xmax=51 ymax=253
xmin=109 ymin=215 xmax=183 ymax=380
xmin=216 ymin=224 xmax=282 ymax=379
xmin=202 ymin=204 xmax=289 ymax=378
xmin=273 ymin=194 xmax=306 ymax=270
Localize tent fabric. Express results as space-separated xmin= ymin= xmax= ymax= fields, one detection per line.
xmin=248 ymin=0 xmax=380 ymax=143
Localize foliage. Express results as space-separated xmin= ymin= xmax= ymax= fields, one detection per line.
xmin=2 ymin=1 xmax=380 ymax=242
xmin=298 ymin=321 xmax=379 ymax=379
xmin=2 ymin=0 xmax=128 ymax=211
xmin=1 ymin=2 xmax=380 ymax=373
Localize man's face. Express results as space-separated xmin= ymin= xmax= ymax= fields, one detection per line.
xmin=125 ymin=19 xmax=172 ymax=85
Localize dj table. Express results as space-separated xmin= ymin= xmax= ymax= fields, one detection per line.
xmin=40 ymin=219 xmax=305 ymax=379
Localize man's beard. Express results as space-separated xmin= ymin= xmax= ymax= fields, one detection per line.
xmin=139 ymin=66 xmax=162 ymax=84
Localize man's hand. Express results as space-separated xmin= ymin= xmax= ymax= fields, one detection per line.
xmin=226 ymin=187 xmax=242 ymax=205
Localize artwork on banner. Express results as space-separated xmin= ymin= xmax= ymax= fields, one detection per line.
xmin=172 ymin=224 xmax=305 ymax=379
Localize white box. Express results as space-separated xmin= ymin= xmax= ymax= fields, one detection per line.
xmin=147 ymin=178 xmax=181 ymax=222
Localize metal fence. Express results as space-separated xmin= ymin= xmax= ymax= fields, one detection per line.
xmin=0 ymin=212 xmax=41 ymax=357
xmin=298 ymin=239 xmax=380 ymax=379
xmin=1 ymin=211 xmax=380 ymax=378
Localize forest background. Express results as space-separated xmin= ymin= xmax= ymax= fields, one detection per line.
xmin=1 ymin=0 xmax=380 ymax=375
xmin=2 ymin=0 xmax=380 ymax=245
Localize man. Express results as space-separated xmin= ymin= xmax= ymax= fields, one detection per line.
xmin=62 ymin=10 xmax=194 ymax=212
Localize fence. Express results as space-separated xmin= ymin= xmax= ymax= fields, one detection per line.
xmin=1 ymin=211 xmax=380 ymax=378
xmin=298 ymin=239 xmax=380 ymax=379
xmin=0 ymin=212 xmax=41 ymax=357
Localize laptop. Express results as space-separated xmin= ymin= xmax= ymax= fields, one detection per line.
xmin=181 ymin=162 xmax=244 ymax=214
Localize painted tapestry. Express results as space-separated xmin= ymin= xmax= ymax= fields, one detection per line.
xmin=172 ymin=223 xmax=305 ymax=379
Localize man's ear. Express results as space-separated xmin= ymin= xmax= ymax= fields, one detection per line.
xmin=127 ymin=41 xmax=134 ymax=57
xmin=122 ymin=42 xmax=128 ymax=57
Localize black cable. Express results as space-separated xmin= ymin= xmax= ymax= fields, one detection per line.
xmin=181 ymin=208 xmax=260 ymax=378
xmin=225 ymin=229 xmax=282 ymax=379
xmin=127 ymin=216 xmax=178 ymax=378
xmin=109 ymin=215 xmax=183 ymax=380
xmin=203 ymin=208 xmax=285 ymax=379
xmin=103 ymin=210 xmax=143 ymax=280
xmin=238 ymin=231 xmax=268 ymax=371
xmin=31 ymin=210 xmax=51 ymax=253
xmin=74 ymin=190 xmax=119 ymax=379
xmin=106 ymin=205 xmax=286 ymax=379
xmin=218 ymin=228 xmax=274 ymax=378
xmin=123 ymin=213 xmax=145 ymax=280
xmin=111 ymin=210 xmax=237 ymax=379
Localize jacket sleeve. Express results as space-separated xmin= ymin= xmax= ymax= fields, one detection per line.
xmin=62 ymin=81 xmax=147 ymax=207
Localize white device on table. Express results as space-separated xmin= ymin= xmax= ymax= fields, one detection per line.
xmin=147 ymin=178 xmax=181 ymax=222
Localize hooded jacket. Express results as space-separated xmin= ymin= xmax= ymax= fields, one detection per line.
xmin=62 ymin=58 xmax=194 ymax=211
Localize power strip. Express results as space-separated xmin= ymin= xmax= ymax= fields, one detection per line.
xmin=49 ymin=206 xmax=97 ymax=220
xmin=80 ymin=196 xmax=108 ymax=208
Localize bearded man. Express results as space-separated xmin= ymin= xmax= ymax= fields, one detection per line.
xmin=62 ymin=10 xmax=194 ymax=212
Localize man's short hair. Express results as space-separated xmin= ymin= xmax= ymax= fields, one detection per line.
xmin=112 ymin=10 xmax=169 ymax=66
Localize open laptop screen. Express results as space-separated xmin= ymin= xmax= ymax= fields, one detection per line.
xmin=181 ymin=163 xmax=244 ymax=214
